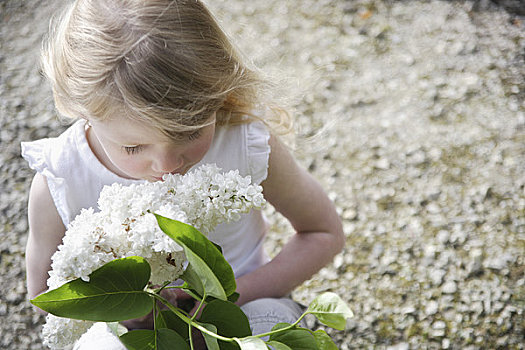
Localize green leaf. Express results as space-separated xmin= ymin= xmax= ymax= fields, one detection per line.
xmin=31 ymin=257 xmax=152 ymax=321
xmin=199 ymin=323 xmax=220 ymax=350
xmin=108 ymin=322 xmax=129 ymax=337
xmin=228 ymin=292 xmax=240 ymax=303
xmin=182 ymin=248 xmax=227 ymax=300
xmin=199 ymin=299 xmax=251 ymax=350
xmin=155 ymin=310 xmax=189 ymax=341
xmin=155 ymin=215 xmax=236 ymax=299
xmin=120 ymin=330 xmax=155 ymax=350
xmin=269 ymin=323 xmax=318 ymax=350
xmin=305 ymin=292 xmax=353 ymax=330
xmin=234 ymin=337 xmax=268 ymax=350
xmin=120 ymin=329 xmax=190 ymax=350
xmin=266 ymin=341 xmax=292 ymax=350
xmin=179 ymin=284 xmax=202 ymax=302
xmin=312 ymin=330 xmax=338 ymax=350
xmin=154 ymin=329 xmax=189 ymax=349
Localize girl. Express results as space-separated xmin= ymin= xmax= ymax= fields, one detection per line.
xmin=22 ymin=0 xmax=344 ymax=348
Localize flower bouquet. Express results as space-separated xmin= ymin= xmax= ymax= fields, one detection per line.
xmin=31 ymin=164 xmax=353 ymax=350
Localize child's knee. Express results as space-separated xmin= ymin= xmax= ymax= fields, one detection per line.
xmin=241 ymin=298 xmax=307 ymax=338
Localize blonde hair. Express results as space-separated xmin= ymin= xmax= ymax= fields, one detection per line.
xmin=42 ymin=0 xmax=291 ymax=138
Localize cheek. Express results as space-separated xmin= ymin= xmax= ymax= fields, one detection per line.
xmin=109 ymin=151 xmax=149 ymax=173
xmin=121 ymin=158 xmax=148 ymax=172
xmin=185 ymin=133 xmax=214 ymax=161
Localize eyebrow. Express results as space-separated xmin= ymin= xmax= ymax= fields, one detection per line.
xmin=106 ymin=131 xmax=158 ymax=146
xmin=165 ymin=127 xmax=205 ymax=142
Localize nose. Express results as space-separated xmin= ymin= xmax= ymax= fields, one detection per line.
xmin=152 ymin=150 xmax=184 ymax=174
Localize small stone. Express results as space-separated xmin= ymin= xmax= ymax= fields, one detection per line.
xmin=425 ymin=300 xmax=439 ymax=316
xmin=433 ymin=320 xmax=446 ymax=329
xmin=374 ymin=158 xmax=390 ymax=170
xmin=403 ymin=305 xmax=417 ymax=315
xmin=442 ymin=281 xmax=457 ymax=294
xmin=484 ymin=253 xmax=514 ymax=271
xmin=370 ymin=243 xmax=385 ymax=259
xmin=483 ymin=294 xmax=492 ymax=314
xmin=467 ymin=248 xmax=484 ymax=277
xmin=431 ymin=320 xmax=447 ymax=338
xmin=471 ymin=301 xmax=484 ymax=315
xmin=5 ymin=290 xmax=23 ymax=304
xmin=407 ymin=149 xmax=427 ymax=165
xmin=0 ymin=304 xmax=7 ymax=316
xmin=436 ymin=230 xmax=450 ymax=244
xmin=333 ymin=254 xmax=344 ymax=269
xmin=430 ymin=328 xmax=446 ymax=338
xmin=345 ymin=319 xmax=358 ymax=331
xmin=386 ymin=343 xmax=409 ymax=350
xmin=429 ymin=269 xmax=446 ymax=286
xmin=426 ymin=202 xmax=441 ymax=214
xmin=492 ymin=301 xmax=505 ymax=313
xmin=319 ymin=267 xmax=338 ymax=280
xmin=342 ymin=208 xmax=358 ymax=221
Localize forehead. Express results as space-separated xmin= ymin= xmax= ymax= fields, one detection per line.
xmin=90 ymin=116 xmax=166 ymax=145
xmin=89 ymin=111 xmax=217 ymax=145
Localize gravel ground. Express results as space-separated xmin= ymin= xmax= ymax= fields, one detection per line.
xmin=1 ymin=0 xmax=524 ymax=349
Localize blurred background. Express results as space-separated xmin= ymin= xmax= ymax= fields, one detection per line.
xmin=1 ymin=0 xmax=523 ymax=349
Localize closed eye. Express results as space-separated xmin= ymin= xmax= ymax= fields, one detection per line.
xmin=187 ymin=130 xmax=201 ymax=141
xmin=123 ymin=145 xmax=143 ymax=155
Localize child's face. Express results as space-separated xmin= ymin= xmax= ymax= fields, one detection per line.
xmin=87 ymin=113 xmax=216 ymax=181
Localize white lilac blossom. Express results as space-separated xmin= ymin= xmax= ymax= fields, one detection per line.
xmin=42 ymin=315 xmax=94 ymax=350
xmin=42 ymin=164 xmax=265 ymax=349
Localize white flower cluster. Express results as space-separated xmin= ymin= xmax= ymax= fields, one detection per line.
xmin=42 ymin=316 xmax=93 ymax=350
xmin=42 ymin=164 xmax=265 ymax=349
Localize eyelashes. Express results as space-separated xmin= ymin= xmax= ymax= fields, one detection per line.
xmin=187 ymin=130 xmax=201 ymax=141
xmin=122 ymin=131 xmax=202 ymax=155
xmin=123 ymin=145 xmax=143 ymax=155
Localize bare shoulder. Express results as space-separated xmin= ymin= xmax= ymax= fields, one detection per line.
xmin=262 ymin=134 xmax=320 ymax=205
xmin=28 ymin=173 xmax=65 ymax=235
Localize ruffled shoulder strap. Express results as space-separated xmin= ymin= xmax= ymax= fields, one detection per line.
xmin=194 ymin=115 xmax=270 ymax=185
xmin=20 ymin=122 xmax=83 ymax=226
xmin=245 ymin=121 xmax=271 ymax=185
xmin=21 ymin=137 xmax=55 ymax=177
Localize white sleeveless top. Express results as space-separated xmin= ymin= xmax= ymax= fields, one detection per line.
xmin=21 ymin=119 xmax=271 ymax=277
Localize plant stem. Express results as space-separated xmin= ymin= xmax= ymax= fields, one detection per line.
xmin=191 ymin=292 xmax=206 ymax=322
xmin=250 ymin=311 xmax=308 ymax=339
xmin=148 ymin=292 xmax=234 ymax=343
xmin=187 ymin=291 xmax=207 ymax=350
xmin=153 ymin=299 xmax=158 ymax=348
xmin=163 ymin=285 xmax=185 ymax=290
xmin=189 ymin=322 xmax=194 ymax=350
xmin=154 ymin=281 xmax=172 ymax=293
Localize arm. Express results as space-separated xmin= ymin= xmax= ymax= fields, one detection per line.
xmin=235 ymin=134 xmax=345 ymax=305
xmin=26 ymin=173 xmax=66 ymax=306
